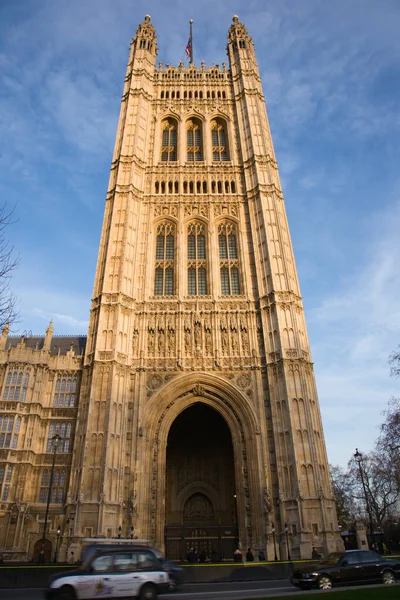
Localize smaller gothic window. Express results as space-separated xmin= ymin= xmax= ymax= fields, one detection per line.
xmin=161 ymin=119 xmax=177 ymax=162
xmin=0 ymin=465 xmax=12 ymax=501
xmin=3 ymin=367 xmax=30 ymax=401
xmin=186 ymin=119 xmax=203 ymax=162
xmin=187 ymin=223 xmax=207 ymax=296
xmin=154 ymin=223 xmax=175 ymax=296
xmin=54 ymin=375 xmax=78 ymax=407
xmin=39 ymin=469 xmax=66 ymax=504
xmin=218 ymin=222 xmax=241 ymax=295
xmin=211 ymin=119 xmax=229 ymax=161
xmin=0 ymin=415 xmax=20 ymax=449
xmin=46 ymin=421 xmax=72 ymax=452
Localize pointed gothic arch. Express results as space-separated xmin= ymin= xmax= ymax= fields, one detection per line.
xmin=141 ymin=372 xmax=263 ymax=550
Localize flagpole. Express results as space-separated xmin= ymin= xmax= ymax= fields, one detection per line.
xmin=189 ymin=19 xmax=193 ymax=64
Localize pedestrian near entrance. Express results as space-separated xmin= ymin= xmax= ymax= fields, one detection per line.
xmin=258 ymin=550 xmax=265 ymax=561
xmin=234 ymin=548 xmax=243 ymax=562
xmin=199 ymin=550 xmax=207 ymax=563
xmin=246 ymin=548 xmax=254 ymax=561
xmin=187 ymin=547 xmax=198 ymax=563
xmin=312 ymin=547 xmax=321 ymax=559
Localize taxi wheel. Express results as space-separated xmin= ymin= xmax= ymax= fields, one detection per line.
xmin=57 ymin=586 xmax=76 ymax=600
xmin=317 ymin=575 xmax=333 ymax=590
xmin=168 ymin=579 xmax=177 ymax=591
xmin=382 ymin=570 xmax=396 ymax=585
xmin=139 ymin=583 xmax=157 ymax=600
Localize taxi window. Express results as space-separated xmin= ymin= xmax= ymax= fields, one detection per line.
xmin=91 ymin=555 xmax=113 ymax=572
xmin=136 ymin=551 xmax=158 ymax=571
xmin=114 ymin=553 xmax=137 ymax=572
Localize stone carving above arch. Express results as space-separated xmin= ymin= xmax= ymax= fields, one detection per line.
xmin=147 ymin=373 xmax=163 ymax=391
xmin=184 ymin=493 xmax=214 ymax=520
xmin=192 ymin=383 xmax=205 ymax=396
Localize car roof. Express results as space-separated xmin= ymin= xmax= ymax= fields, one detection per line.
xmin=92 ymin=547 xmax=155 ymax=555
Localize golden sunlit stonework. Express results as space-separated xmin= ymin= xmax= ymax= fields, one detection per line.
xmin=0 ymin=16 xmax=342 ymax=561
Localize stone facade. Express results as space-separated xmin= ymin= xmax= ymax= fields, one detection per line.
xmin=0 ymin=15 xmax=342 ymax=561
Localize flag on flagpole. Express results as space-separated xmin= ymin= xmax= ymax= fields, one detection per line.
xmin=186 ymin=19 xmax=193 ymax=62
xmin=185 ymin=35 xmax=192 ymax=60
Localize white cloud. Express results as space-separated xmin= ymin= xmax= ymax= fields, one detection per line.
xmin=309 ymin=200 xmax=400 ymax=465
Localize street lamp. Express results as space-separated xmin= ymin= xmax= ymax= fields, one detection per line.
xmin=271 ymin=523 xmax=278 ymax=561
xmin=284 ymin=522 xmax=291 ymax=561
xmin=40 ymin=434 xmax=61 ymax=564
xmin=54 ymin=525 xmax=61 ymax=563
xmin=354 ymin=448 xmax=375 ymax=547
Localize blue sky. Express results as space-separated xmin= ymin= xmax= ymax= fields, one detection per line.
xmin=1 ymin=0 xmax=399 ymax=468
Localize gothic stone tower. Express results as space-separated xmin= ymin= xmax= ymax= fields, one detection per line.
xmin=68 ymin=15 xmax=340 ymax=560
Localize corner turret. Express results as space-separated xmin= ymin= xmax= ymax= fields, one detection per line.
xmin=132 ymin=14 xmax=158 ymax=68
xmin=43 ymin=319 xmax=54 ymax=352
xmin=0 ymin=322 xmax=9 ymax=351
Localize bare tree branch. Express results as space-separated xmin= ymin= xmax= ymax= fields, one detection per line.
xmin=0 ymin=204 xmax=19 ymax=328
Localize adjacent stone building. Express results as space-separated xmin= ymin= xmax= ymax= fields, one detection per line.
xmin=0 ymin=15 xmax=342 ymax=562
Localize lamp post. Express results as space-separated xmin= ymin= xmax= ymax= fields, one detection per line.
xmin=284 ymin=522 xmax=291 ymax=561
xmin=40 ymin=434 xmax=61 ymax=564
xmin=354 ymin=448 xmax=375 ymax=547
xmin=271 ymin=523 xmax=278 ymax=561
xmin=54 ymin=525 xmax=61 ymax=563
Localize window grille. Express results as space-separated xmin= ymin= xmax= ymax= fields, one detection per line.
xmin=187 ymin=120 xmax=203 ymax=161
xmin=187 ymin=223 xmax=207 ymax=295
xmin=39 ymin=469 xmax=66 ymax=504
xmin=218 ymin=223 xmax=241 ymax=295
xmin=211 ymin=119 xmax=228 ymax=161
xmin=0 ymin=415 xmax=20 ymax=449
xmin=46 ymin=422 xmax=72 ymax=453
xmin=0 ymin=465 xmax=12 ymax=501
xmin=154 ymin=223 xmax=175 ymax=296
xmin=3 ymin=367 xmax=30 ymax=401
xmin=161 ymin=119 xmax=177 ymax=161
xmin=54 ymin=375 xmax=78 ymax=407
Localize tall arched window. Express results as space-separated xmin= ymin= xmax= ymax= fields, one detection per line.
xmin=161 ymin=118 xmax=177 ymax=161
xmin=187 ymin=119 xmax=203 ymax=161
xmin=154 ymin=222 xmax=175 ymax=296
xmin=187 ymin=223 xmax=207 ymax=295
xmin=211 ymin=118 xmax=228 ymax=161
xmin=218 ymin=222 xmax=240 ymax=295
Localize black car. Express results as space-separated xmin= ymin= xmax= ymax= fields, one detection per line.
xmin=81 ymin=543 xmax=185 ymax=591
xmin=291 ymin=549 xmax=400 ymax=590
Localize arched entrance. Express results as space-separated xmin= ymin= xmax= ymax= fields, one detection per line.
xmin=33 ymin=538 xmax=52 ymax=563
xmin=164 ymin=402 xmax=238 ymax=560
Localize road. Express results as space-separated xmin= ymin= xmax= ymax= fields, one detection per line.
xmin=0 ymin=580 xmax=299 ymax=600
xmin=1 ymin=581 xmax=399 ymax=599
